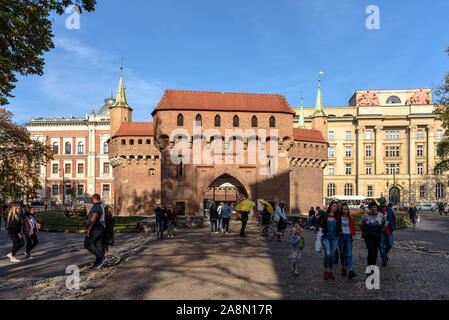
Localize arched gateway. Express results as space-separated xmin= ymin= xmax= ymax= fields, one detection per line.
xmin=203 ymin=174 xmax=249 ymax=212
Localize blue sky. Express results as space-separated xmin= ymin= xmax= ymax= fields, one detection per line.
xmin=8 ymin=0 xmax=449 ymax=124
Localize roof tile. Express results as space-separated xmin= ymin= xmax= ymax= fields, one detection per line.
xmin=293 ymin=128 xmax=326 ymax=143
xmin=113 ymin=122 xmax=154 ymax=138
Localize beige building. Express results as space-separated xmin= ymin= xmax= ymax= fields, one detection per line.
xmin=294 ymin=88 xmax=446 ymax=206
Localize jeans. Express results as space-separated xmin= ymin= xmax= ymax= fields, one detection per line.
xmin=210 ymin=219 xmax=217 ymax=232
xmin=167 ymin=220 xmax=174 ymax=236
xmin=322 ymin=238 xmax=339 ymax=270
xmin=339 ymin=234 xmax=353 ymax=269
xmin=25 ymin=233 xmax=39 ymax=254
xmin=365 ymin=236 xmax=381 ymax=266
xmin=379 ymin=233 xmax=393 ymax=260
xmin=217 ymin=216 xmax=222 ymax=230
xmin=157 ymin=221 xmax=165 ymax=238
xmin=222 ymin=218 xmax=230 ymax=233
xmin=8 ymin=231 xmax=24 ymax=256
xmin=84 ymin=229 xmax=105 ymax=262
xmin=240 ymin=220 xmax=247 ymax=236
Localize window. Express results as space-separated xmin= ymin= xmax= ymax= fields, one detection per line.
xmin=52 ymin=184 xmax=59 ymax=196
xmin=52 ymin=163 xmax=59 ymax=175
xmin=214 ymin=115 xmax=221 ymax=127
xmin=77 ymin=184 xmax=84 ymax=196
xmin=365 ymin=145 xmax=372 ymax=157
xmin=52 ymin=142 xmax=59 ymax=155
xmin=103 ymin=162 xmax=110 ymax=174
xmin=437 ymin=130 xmax=443 ymax=139
xmin=345 ymin=164 xmax=352 ymax=175
xmin=417 ymin=163 xmax=424 ymax=175
xmin=420 ymin=186 xmax=426 ymax=198
xmin=436 ymin=183 xmax=444 ymax=199
xmin=129 ymin=139 xmax=134 ymax=145
xmin=177 ymin=114 xmax=184 ymax=126
xmin=345 ymin=131 xmax=351 ymax=140
xmin=328 ymin=146 xmax=334 ymax=158
xmin=104 ymin=141 xmax=109 ymax=154
xmin=65 ymin=142 xmax=71 ymax=154
xmin=121 ymin=139 xmax=126 ymax=145
xmin=386 ymin=95 xmax=401 ymax=104
xmin=269 ymin=116 xmax=276 ymax=128
xmin=233 ymin=116 xmax=239 ymax=127
xmin=344 ymin=184 xmax=353 ymax=196
xmin=64 ymin=163 xmax=71 ymax=174
xmin=365 ymin=130 xmax=372 ymax=140
xmin=328 ymin=131 xmax=334 ymax=141
xmin=365 ymin=163 xmax=372 ymax=175
xmin=435 ymin=167 xmax=443 ymax=175
xmin=149 ymin=168 xmax=156 ymax=176
xmin=386 ymin=163 xmax=400 ymax=174
xmin=77 ymin=142 xmax=84 ymax=154
xmin=417 ymin=145 xmax=423 ymax=157
xmin=77 ymin=163 xmax=84 ymax=174
xmin=102 ymin=184 xmax=111 ymax=199
xmin=385 ymin=130 xmax=400 ymax=140
xmin=138 ymin=139 xmax=142 ymax=144
xmin=195 ymin=114 xmax=202 ymax=126
xmin=251 ymin=116 xmax=257 ymax=127
xmin=327 ymin=184 xmax=336 ymax=197
xmin=146 ymin=139 xmax=151 ymax=144
xmin=367 ymin=185 xmax=373 ymax=197
xmin=385 ymin=146 xmax=400 ymax=157
xmin=328 ymin=164 xmax=334 ymax=175
xmin=345 ymin=146 xmax=352 ymax=157
xmin=65 ymin=184 xmax=71 ymax=196
xmin=417 ymin=129 xmax=423 ymax=139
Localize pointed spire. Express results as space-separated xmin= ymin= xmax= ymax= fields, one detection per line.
xmin=311 ymin=72 xmax=326 ymax=118
xmin=111 ymin=66 xmax=132 ymax=110
xmin=298 ymin=95 xmax=306 ymax=129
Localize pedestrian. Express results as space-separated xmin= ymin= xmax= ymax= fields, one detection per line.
xmin=166 ymin=205 xmax=176 ymax=239
xmin=155 ymin=207 xmax=165 ymax=239
xmin=23 ymin=207 xmax=40 ymax=258
xmin=438 ymin=203 xmax=444 ymax=216
xmin=84 ymin=194 xmax=106 ymax=269
xmin=0 ymin=204 xmax=4 ymax=229
xmin=217 ymin=202 xmax=223 ymax=232
xmin=334 ymin=200 xmax=343 ymax=266
xmin=319 ymin=201 xmax=341 ymax=280
xmin=315 ymin=206 xmax=325 ymax=229
xmin=102 ymin=205 xmax=115 ymax=252
xmin=209 ymin=203 xmax=218 ymax=233
xmin=408 ymin=203 xmax=418 ymax=227
xmin=239 ymin=210 xmax=249 ymax=237
xmin=274 ymin=200 xmax=287 ymax=241
xmin=6 ymin=206 xmax=24 ymax=262
xmin=339 ymin=203 xmax=356 ymax=279
xmin=444 ymin=203 xmax=448 ymax=216
xmin=308 ymin=207 xmax=315 ymax=228
xmin=359 ymin=201 xmax=386 ymax=268
xmin=260 ymin=203 xmax=271 ymax=236
xmin=378 ymin=197 xmax=396 ymax=266
xmin=221 ymin=202 xmax=232 ymax=234
xmin=290 ymin=226 xmax=305 ymax=276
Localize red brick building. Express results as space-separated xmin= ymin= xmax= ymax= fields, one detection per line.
xmin=109 ymin=68 xmax=328 ymax=216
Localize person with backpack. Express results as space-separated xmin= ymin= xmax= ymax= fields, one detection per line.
xmin=84 ymin=194 xmax=106 ymax=269
xmin=23 ymin=207 xmax=40 ymax=258
xmin=6 ymin=205 xmax=24 ymax=263
xmin=102 ymin=205 xmax=115 ymax=252
xmin=221 ymin=203 xmax=232 ymax=234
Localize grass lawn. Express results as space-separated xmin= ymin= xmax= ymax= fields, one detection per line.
xmin=35 ymin=211 xmax=148 ymax=232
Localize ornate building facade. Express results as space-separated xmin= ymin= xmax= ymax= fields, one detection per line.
xmin=295 ymin=88 xmax=445 ymax=206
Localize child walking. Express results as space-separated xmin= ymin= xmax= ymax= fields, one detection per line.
xmin=290 ymin=227 xmax=305 ymax=276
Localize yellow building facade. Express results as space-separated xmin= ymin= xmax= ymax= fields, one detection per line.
xmin=294 ymin=88 xmax=446 ymax=206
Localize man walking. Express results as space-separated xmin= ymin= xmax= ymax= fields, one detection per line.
xmin=84 ymin=194 xmax=106 ymax=269
xmin=408 ymin=203 xmax=418 ymax=227
xmin=378 ymin=197 xmax=396 ymax=266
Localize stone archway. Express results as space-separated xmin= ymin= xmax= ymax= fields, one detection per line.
xmin=202 ymin=173 xmax=250 ymax=211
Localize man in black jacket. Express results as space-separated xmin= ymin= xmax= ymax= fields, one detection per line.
xmin=408 ymin=203 xmax=418 ymax=227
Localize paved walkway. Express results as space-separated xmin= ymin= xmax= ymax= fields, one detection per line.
xmin=1 ymin=216 xmax=449 ymax=300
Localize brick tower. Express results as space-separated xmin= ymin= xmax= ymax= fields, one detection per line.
xmin=311 ymin=76 xmax=328 ymax=140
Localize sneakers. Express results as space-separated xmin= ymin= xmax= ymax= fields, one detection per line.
xmin=88 ymin=263 xmax=97 ymax=270
xmin=294 ymin=271 xmax=299 ymax=276
xmin=6 ymin=253 xmax=12 ymax=260
xmin=10 ymin=257 xmax=20 ymax=263
xmin=348 ymin=270 xmax=356 ymax=279
xmin=341 ymin=268 xmax=347 ymax=276
xmin=96 ymin=257 xmax=106 ymax=269
xmin=328 ymin=271 xmax=335 ymax=280
xmin=323 ymin=271 xmax=329 ymax=280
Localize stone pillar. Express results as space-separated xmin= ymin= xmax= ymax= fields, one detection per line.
xmin=374 ymin=126 xmax=383 ymax=175
xmin=427 ymin=125 xmax=435 ymax=174
xmin=409 ymin=125 xmax=417 ymax=177
xmin=356 ymin=125 xmax=365 ymax=194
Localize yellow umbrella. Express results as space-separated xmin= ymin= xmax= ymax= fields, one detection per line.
xmin=259 ymin=200 xmax=274 ymax=214
xmin=236 ymin=200 xmax=255 ymax=212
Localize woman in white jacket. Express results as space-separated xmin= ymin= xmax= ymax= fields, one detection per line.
xmin=274 ymin=200 xmax=287 ymax=241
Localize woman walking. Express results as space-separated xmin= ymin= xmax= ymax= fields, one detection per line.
xmin=103 ymin=205 xmax=115 ymax=252
xmin=221 ymin=203 xmax=232 ymax=234
xmin=319 ymin=201 xmax=342 ymax=280
xmin=260 ymin=203 xmax=271 ymax=236
xmin=339 ymin=203 xmax=356 ymax=279
xmin=217 ymin=202 xmax=223 ymax=232
xmin=23 ymin=207 xmax=40 ymax=258
xmin=6 ymin=206 xmax=24 ymax=262
xmin=209 ymin=203 xmax=218 ymax=233
xmin=359 ymin=201 xmax=386 ymax=267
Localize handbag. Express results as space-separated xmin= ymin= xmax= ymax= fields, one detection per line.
xmin=315 ymin=228 xmax=323 ymax=252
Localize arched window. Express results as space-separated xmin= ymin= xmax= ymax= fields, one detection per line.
xmin=138 ymin=139 xmax=142 ymax=144
xmin=195 ymin=114 xmax=202 ymax=126
xmin=214 ymin=115 xmax=221 ymax=127
xmin=177 ymin=114 xmax=184 ymax=126
xmin=386 ymin=95 xmax=401 ymax=104
xmin=65 ymin=142 xmax=71 ymax=155
xmin=52 ymin=142 xmax=59 ymax=155
xmin=269 ymin=116 xmax=276 ymax=128
xmin=233 ymin=116 xmax=239 ymax=127
xmin=146 ymin=139 xmax=151 ymax=144
xmin=436 ymin=183 xmax=444 ymax=199
xmin=251 ymin=116 xmax=257 ymax=127
xmin=129 ymin=139 xmax=134 ymax=145
xmin=77 ymin=142 xmax=84 ymax=154
xmin=103 ymin=141 xmax=109 ymax=154
xmin=344 ymin=183 xmax=353 ymax=196
xmin=327 ymin=184 xmax=336 ymax=197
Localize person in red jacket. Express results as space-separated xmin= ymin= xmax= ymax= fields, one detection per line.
xmin=339 ymin=203 xmax=356 ymax=279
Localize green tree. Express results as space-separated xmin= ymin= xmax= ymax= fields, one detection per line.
xmin=434 ymin=47 xmax=449 ymax=173
xmin=0 ymin=0 xmax=97 ymax=105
